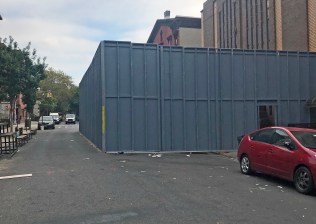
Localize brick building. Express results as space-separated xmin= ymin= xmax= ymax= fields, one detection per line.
xmin=0 ymin=94 xmax=27 ymax=124
xmin=147 ymin=11 xmax=202 ymax=47
xmin=202 ymin=0 xmax=316 ymax=52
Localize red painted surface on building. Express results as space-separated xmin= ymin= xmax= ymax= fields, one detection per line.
xmin=16 ymin=93 xmax=27 ymax=124
xmin=0 ymin=94 xmax=27 ymax=124
xmin=152 ymin=25 xmax=175 ymax=46
xmin=148 ymin=16 xmax=201 ymax=47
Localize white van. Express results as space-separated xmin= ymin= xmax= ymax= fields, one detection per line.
xmin=65 ymin=114 xmax=76 ymax=124
xmin=49 ymin=112 xmax=60 ymax=124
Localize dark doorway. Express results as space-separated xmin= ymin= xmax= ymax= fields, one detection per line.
xmin=310 ymin=108 xmax=316 ymax=123
xmin=258 ymin=105 xmax=277 ymax=128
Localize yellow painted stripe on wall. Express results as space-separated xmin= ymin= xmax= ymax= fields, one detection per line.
xmin=102 ymin=106 xmax=106 ymax=134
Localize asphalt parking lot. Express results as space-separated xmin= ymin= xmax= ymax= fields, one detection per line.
xmin=99 ymin=152 xmax=316 ymax=224
xmin=0 ymin=126 xmax=315 ymax=224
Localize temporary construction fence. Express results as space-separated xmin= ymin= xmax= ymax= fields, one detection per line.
xmin=79 ymin=41 xmax=316 ymax=153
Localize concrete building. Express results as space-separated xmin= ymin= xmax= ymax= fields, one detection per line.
xmin=147 ymin=11 xmax=202 ymax=47
xmin=202 ymin=0 xmax=316 ymax=52
xmin=0 ymin=102 xmax=10 ymax=121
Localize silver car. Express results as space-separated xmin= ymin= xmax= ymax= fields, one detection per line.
xmin=38 ymin=116 xmax=55 ymax=130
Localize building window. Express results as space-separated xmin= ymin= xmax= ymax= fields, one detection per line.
xmin=233 ymin=1 xmax=237 ymax=48
xmin=267 ymin=0 xmax=270 ymax=18
xmin=230 ymin=0 xmax=233 ymax=48
xmin=250 ymin=0 xmax=254 ymax=49
xmin=222 ymin=8 xmax=225 ymax=47
xmin=260 ymin=0 xmax=264 ymax=49
xmin=222 ymin=2 xmax=227 ymax=48
xmin=160 ymin=30 xmax=163 ymax=42
xmin=238 ymin=0 xmax=243 ymax=48
xmin=219 ymin=11 xmax=222 ymax=48
xmin=266 ymin=0 xmax=270 ymax=49
xmin=225 ymin=1 xmax=229 ymax=48
xmin=255 ymin=0 xmax=259 ymax=49
xmin=167 ymin=35 xmax=173 ymax=46
xmin=214 ymin=1 xmax=218 ymax=48
xmin=246 ymin=0 xmax=249 ymax=49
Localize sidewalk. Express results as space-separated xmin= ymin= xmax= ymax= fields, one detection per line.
xmin=212 ymin=151 xmax=237 ymax=159
xmin=12 ymin=121 xmax=38 ymax=132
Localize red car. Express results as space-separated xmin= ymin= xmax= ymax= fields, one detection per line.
xmin=237 ymin=126 xmax=316 ymax=194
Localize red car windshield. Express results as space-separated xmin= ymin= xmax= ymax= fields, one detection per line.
xmin=291 ymin=131 xmax=316 ymax=149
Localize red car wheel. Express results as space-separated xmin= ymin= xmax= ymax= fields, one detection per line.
xmin=240 ymin=154 xmax=252 ymax=175
xmin=294 ymin=167 xmax=314 ymax=194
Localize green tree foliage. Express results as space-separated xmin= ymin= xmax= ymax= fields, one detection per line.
xmin=38 ymin=94 xmax=57 ymax=116
xmin=68 ymin=86 xmax=79 ymax=115
xmin=0 ymin=37 xmax=46 ymax=104
xmin=39 ymin=68 xmax=78 ymax=115
xmin=0 ymin=36 xmax=46 ymax=127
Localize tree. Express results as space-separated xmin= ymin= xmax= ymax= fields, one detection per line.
xmin=68 ymin=86 xmax=79 ymax=116
xmin=39 ymin=68 xmax=77 ymax=115
xmin=38 ymin=94 xmax=57 ymax=116
xmin=0 ymin=36 xmax=46 ymax=129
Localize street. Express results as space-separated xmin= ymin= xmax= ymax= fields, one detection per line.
xmin=0 ymin=123 xmax=315 ymax=224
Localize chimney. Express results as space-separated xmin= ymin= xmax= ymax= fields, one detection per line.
xmin=164 ymin=10 xmax=170 ymax=19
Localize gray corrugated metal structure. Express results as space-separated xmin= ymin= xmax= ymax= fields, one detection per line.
xmin=79 ymin=41 xmax=316 ymax=153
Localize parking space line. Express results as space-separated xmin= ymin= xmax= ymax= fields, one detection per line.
xmin=0 ymin=174 xmax=32 ymax=180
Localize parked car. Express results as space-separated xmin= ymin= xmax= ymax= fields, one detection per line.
xmin=65 ymin=114 xmax=76 ymax=124
xmin=49 ymin=112 xmax=60 ymax=124
xmin=38 ymin=116 xmax=55 ymax=130
xmin=237 ymin=126 xmax=316 ymax=194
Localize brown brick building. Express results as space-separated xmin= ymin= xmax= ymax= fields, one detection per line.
xmin=202 ymin=0 xmax=316 ymax=52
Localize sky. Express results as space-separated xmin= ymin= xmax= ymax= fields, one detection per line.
xmin=0 ymin=0 xmax=205 ymax=85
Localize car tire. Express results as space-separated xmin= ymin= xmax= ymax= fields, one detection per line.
xmin=294 ymin=166 xmax=314 ymax=194
xmin=240 ymin=154 xmax=252 ymax=175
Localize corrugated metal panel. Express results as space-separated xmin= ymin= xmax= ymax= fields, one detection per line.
xmin=275 ymin=0 xmax=283 ymax=50
xmin=232 ymin=51 xmax=244 ymax=99
xmin=278 ymin=52 xmax=288 ymax=100
xmin=279 ymin=101 xmax=289 ymax=126
xmin=288 ymin=54 xmax=300 ymax=100
xmin=308 ymin=0 xmax=316 ymax=51
xmin=79 ymin=45 xmax=102 ymax=150
xmin=299 ymin=55 xmax=310 ymax=99
xmin=256 ymin=53 xmax=267 ymax=99
xmin=161 ymin=47 xmax=210 ymax=151
xmin=289 ymin=101 xmax=301 ymax=123
xmin=310 ymin=55 xmax=316 ymax=96
xmin=80 ymin=41 xmax=316 ymax=152
xmin=244 ymin=52 xmax=256 ymax=100
xmin=266 ymin=53 xmax=278 ymax=99
xmin=103 ymin=42 xmax=161 ymax=152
